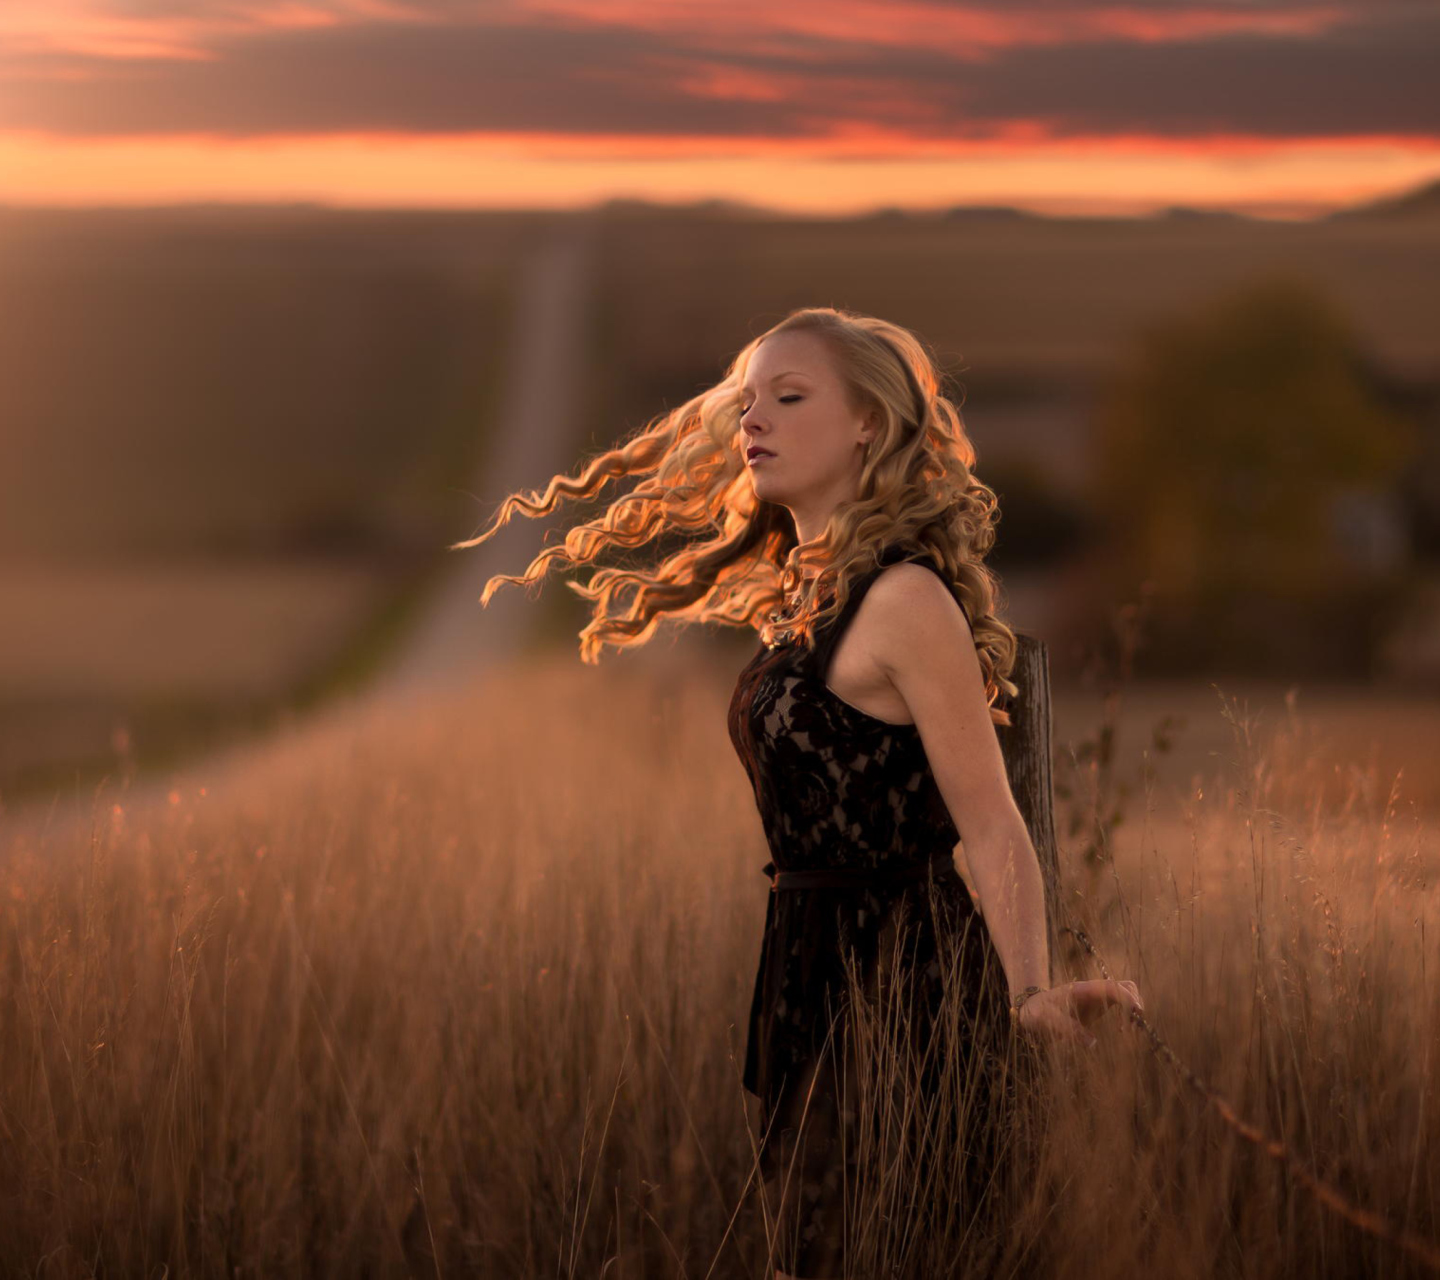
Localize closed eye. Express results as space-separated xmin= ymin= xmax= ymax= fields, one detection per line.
xmin=740 ymin=395 xmax=802 ymax=414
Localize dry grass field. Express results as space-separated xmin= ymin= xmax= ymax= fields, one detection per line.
xmin=0 ymin=559 xmax=386 ymax=702
xmin=0 ymin=556 xmax=393 ymax=793
xmin=587 ymin=203 xmax=1440 ymax=430
xmin=0 ymin=207 xmax=536 ymax=798
xmin=1 ymin=643 xmax=1434 ymax=1277
xmin=0 ymin=207 xmax=535 ymax=562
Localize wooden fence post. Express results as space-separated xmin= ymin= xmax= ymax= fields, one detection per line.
xmin=993 ymin=632 xmax=1062 ymax=983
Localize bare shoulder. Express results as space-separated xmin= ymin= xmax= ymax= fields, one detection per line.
xmin=858 ymin=558 xmax=973 ymax=679
xmin=863 ymin=562 xmax=974 ymax=669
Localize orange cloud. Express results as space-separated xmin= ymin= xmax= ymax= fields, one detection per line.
xmin=0 ymin=0 xmax=383 ymax=61
xmin=523 ymin=0 xmax=1356 ymax=56
xmin=0 ymin=0 xmax=1371 ymax=68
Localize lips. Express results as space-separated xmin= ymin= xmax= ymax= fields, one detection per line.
xmin=746 ymin=446 xmax=775 ymax=461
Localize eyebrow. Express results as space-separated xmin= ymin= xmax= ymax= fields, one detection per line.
xmin=739 ymin=371 xmax=811 ymax=393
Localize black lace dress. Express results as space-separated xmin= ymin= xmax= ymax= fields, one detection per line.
xmin=727 ymin=542 xmax=1023 ymax=1277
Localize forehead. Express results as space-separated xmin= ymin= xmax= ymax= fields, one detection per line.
xmin=740 ymin=332 xmax=832 ymax=391
xmin=739 ymin=368 xmax=811 ymax=394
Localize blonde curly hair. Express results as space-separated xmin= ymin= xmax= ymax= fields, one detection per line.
xmin=451 ymin=305 xmax=1020 ymax=725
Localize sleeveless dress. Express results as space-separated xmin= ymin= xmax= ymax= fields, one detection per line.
xmin=726 ymin=542 xmax=1021 ymax=1277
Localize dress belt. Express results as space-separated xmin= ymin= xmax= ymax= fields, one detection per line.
xmin=761 ymin=848 xmax=955 ymax=892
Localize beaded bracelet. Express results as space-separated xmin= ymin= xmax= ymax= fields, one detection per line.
xmin=1009 ymin=985 xmax=1045 ymax=1019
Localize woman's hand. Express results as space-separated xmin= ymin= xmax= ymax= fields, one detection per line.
xmin=1012 ymin=980 xmax=1144 ymax=1049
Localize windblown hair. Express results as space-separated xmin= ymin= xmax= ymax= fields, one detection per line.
xmin=451 ymin=306 xmax=1020 ymax=725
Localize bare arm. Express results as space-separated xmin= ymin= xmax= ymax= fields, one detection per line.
xmin=865 ymin=565 xmax=1146 ymax=1048
xmin=866 ymin=564 xmax=1050 ymax=996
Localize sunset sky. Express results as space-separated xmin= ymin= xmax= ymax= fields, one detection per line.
xmin=1 ymin=0 xmax=1436 ymax=218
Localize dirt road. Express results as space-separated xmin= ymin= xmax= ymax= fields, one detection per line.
xmin=373 ymin=215 xmax=597 ymax=700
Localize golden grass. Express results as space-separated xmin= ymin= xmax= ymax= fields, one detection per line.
xmin=1050 ymin=678 xmax=1440 ymax=816
xmin=0 ymin=649 xmax=1435 ymax=1277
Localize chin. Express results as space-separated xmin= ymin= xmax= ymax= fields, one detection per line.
xmin=749 ymin=478 xmax=789 ymax=504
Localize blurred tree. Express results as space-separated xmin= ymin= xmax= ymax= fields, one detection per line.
xmin=984 ymin=459 xmax=1096 ymax=570
xmin=1091 ymin=272 xmax=1420 ymax=674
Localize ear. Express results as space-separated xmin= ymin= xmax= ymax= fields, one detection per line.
xmin=860 ymin=405 xmax=881 ymax=445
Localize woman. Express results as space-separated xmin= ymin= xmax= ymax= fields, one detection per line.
xmin=459 ymin=306 xmax=1143 ymax=1278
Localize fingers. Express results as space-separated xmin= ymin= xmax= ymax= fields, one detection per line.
xmin=1020 ymin=980 xmax=1145 ymax=1052
xmin=1074 ymin=979 xmax=1144 ymax=1015
xmin=1068 ymin=979 xmax=1145 ymax=1042
xmin=1116 ymin=979 xmax=1144 ymax=1014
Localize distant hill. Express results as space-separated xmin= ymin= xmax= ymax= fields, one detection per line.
xmin=1328 ymin=176 xmax=1440 ymax=222
xmin=1154 ymin=205 xmax=1251 ymax=223
xmin=939 ymin=205 xmax=1041 ymax=222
